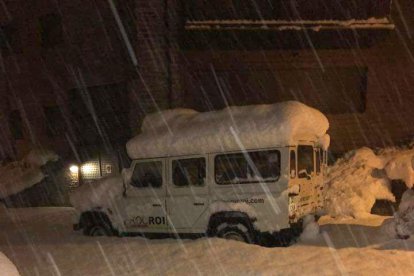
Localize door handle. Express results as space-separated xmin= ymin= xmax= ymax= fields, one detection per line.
xmin=152 ymin=204 xmax=162 ymax=207
xmin=193 ymin=202 xmax=205 ymax=206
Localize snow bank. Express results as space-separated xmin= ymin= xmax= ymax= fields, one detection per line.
xmin=299 ymin=215 xmax=320 ymax=241
xmin=3 ymin=207 xmax=414 ymax=276
xmin=325 ymin=145 xmax=414 ymax=218
xmin=380 ymin=148 xmax=414 ymax=188
xmin=0 ymin=149 xmax=59 ymax=198
xmin=24 ymin=149 xmax=59 ymax=167
xmin=324 ymin=148 xmax=395 ymax=218
xmin=69 ymin=174 xmax=124 ymax=213
xmin=127 ymin=101 xmax=329 ymax=159
xmin=0 ymin=252 xmax=20 ymax=276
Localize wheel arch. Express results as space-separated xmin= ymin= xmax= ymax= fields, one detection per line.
xmin=79 ymin=210 xmax=115 ymax=233
xmin=207 ymin=211 xmax=256 ymax=237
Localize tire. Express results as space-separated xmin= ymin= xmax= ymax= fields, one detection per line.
xmin=84 ymin=224 xmax=112 ymax=237
xmin=216 ymin=222 xmax=254 ymax=243
xmin=81 ymin=212 xmax=115 ymax=237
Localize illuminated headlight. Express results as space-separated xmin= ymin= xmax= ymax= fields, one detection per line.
xmin=69 ymin=165 xmax=79 ymax=174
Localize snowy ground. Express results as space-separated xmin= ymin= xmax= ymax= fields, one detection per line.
xmin=0 ymin=208 xmax=413 ymax=275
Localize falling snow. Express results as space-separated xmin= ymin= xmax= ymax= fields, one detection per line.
xmin=1 ymin=0 xmax=414 ymax=275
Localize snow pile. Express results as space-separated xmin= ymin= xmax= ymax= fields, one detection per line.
xmin=379 ymin=147 xmax=414 ymax=188
xmin=0 ymin=149 xmax=59 ymax=198
xmin=0 ymin=252 xmax=20 ymax=276
xmin=127 ymin=101 xmax=329 ymax=159
xmin=69 ymin=174 xmax=125 ymax=213
xmin=24 ymin=149 xmax=59 ymax=167
xmin=325 ymin=145 xmax=414 ymax=218
xmin=325 ymin=147 xmax=394 ymax=218
xmin=299 ymin=215 xmax=320 ymax=241
xmin=383 ymin=189 xmax=414 ymax=239
xmin=3 ymin=207 xmax=414 ymax=276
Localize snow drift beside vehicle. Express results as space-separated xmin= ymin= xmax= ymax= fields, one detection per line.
xmin=325 ymin=145 xmax=414 ymax=219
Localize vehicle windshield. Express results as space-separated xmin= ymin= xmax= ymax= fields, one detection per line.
xmin=297 ymin=145 xmax=314 ymax=178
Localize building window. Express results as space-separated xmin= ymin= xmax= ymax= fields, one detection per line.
xmin=44 ymin=106 xmax=65 ymax=137
xmin=0 ymin=23 xmax=16 ymax=55
xmin=172 ymin=158 xmax=206 ymax=187
xmin=9 ymin=110 xmax=23 ymax=140
xmin=215 ymin=150 xmax=281 ymax=185
xmin=39 ymin=13 xmax=63 ymax=48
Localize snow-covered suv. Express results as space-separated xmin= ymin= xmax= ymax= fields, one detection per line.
xmin=72 ymin=101 xmax=329 ymax=245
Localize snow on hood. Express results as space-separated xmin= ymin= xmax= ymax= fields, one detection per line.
xmin=69 ymin=174 xmax=125 ymax=213
xmin=127 ymin=101 xmax=329 ymax=159
xmin=0 ymin=149 xmax=59 ymax=198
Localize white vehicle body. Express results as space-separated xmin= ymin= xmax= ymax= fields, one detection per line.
xmin=122 ymin=143 xmax=325 ymax=232
xmin=73 ymin=102 xmax=329 ymax=244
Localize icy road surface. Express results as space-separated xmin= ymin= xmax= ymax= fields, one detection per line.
xmin=0 ymin=208 xmax=413 ymax=275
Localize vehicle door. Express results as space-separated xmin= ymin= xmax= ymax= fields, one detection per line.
xmin=295 ymin=144 xmax=317 ymax=216
xmin=123 ymin=159 xmax=168 ymax=233
xmin=166 ymin=156 xmax=209 ymax=232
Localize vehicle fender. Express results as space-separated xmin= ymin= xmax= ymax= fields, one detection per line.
xmin=78 ymin=210 xmax=114 ymax=231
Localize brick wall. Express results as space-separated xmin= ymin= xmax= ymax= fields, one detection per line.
xmin=0 ymin=0 xmax=134 ymax=159
xmin=180 ymin=0 xmax=414 ymax=155
xmin=128 ymin=0 xmax=184 ymax=133
xmin=1 ymin=0 xmax=414 ymax=161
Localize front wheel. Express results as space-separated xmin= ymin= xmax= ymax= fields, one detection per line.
xmin=216 ymin=223 xmax=254 ymax=243
xmin=84 ymin=224 xmax=112 ymax=237
xmin=80 ymin=212 xmax=115 ymax=237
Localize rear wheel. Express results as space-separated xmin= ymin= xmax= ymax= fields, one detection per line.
xmin=216 ymin=222 xmax=254 ymax=243
xmin=81 ymin=212 xmax=115 ymax=237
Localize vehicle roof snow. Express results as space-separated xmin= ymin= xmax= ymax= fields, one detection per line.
xmin=127 ymin=101 xmax=329 ymax=159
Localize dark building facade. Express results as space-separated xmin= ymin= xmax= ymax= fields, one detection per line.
xmin=0 ymin=0 xmax=412 ymax=169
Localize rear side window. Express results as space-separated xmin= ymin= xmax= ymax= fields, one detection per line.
xmin=298 ymin=145 xmax=314 ymax=178
xmin=215 ymin=150 xmax=280 ymax=185
xmin=172 ymin=158 xmax=206 ymax=187
xmin=130 ymin=161 xmax=163 ymax=188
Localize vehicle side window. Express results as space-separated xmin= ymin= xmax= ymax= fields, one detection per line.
xmin=298 ymin=145 xmax=314 ymax=178
xmin=172 ymin=158 xmax=206 ymax=187
xmin=215 ymin=150 xmax=280 ymax=185
xmin=130 ymin=161 xmax=163 ymax=188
